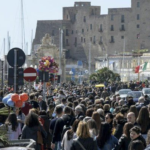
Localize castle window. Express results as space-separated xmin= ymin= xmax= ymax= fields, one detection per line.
xmin=90 ymin=37 xmax=92 ymax=42
xmin=84 ymin=38 xmax=86 ymax=43
xmin=52 ymin=30 xmax=55 ymax=36
xmin=81 ymin=4 xmax=84 ymax=7
xmin=137 ymin=2 xmax=140 ymax=7
xmin=66 ymin=39 xmax=69 ymax=46
xmin=137 ymin=24 xmax=140 ymax=28
xmin=99 ymin=24 xmax=103 ymax=32
xmin=93 ymin=36 xmax=96 ymax=44
xmin=67 ymin=15 xmax=69 ymax=19
xmin=111 ymin=25 xmax=114 ymax=31
xmin=74 ymin=14 xmax=76 ymax=21
xmin=82 ymin=29 xmax=84 ymax=33
xmin=81 ymin=37 xmax=83 ymax=42
xmin=90 ymin=24 xmax=92 ymax=30
xmin=137 ymin=14 xmax=140 ymax=20
xmin=111 ymin=14 xmax=114 ymax=21
xmin=84 ymin=16 xmax=86 ymax=22
xmin=72 ymin=30 xmax=74 ymax=34
xmin=110 ymin=36 xmax=114 ymax=43
xmin=66 ymin=29 xmax=69 ymax=36
xmin=120 ymin=25 xmax=125 ymax=31
xmin=121 ymin=15 xmax=125 ymax=23
xmin=92 ymin=9 xmax=94 ymax=15
xmin=121 ymin=36 xmax=124 ymax=39
xmin=76 ymin=4 xmax=79 ymax=7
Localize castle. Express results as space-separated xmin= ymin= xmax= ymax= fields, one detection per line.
xmin=33 ymin=0 xmax=150 ymax=70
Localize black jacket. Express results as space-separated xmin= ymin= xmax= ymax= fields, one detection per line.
xmin=52 ymin=114 xmax=73 ymax=143
xmin=114 ymin=119 xmax=127 ymax=139
xmin=39 ymin=100 xmax=47 ymax=111
xmin=113 ymin=134 xmax=131 ymax=150
xmin=70 ymin=137 xmax=98 ymax=150
xmin=21 ymin=125 xmax=47 ymax=150
xmin=128 ymin=135 xmax=146 ymax=149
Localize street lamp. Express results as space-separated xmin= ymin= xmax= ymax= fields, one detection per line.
xmin=69 ymin=71 xmax=73 ymax=81
xmin=0 ymin=59 xmax=4 ymax=90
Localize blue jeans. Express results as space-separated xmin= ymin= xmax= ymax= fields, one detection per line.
xmin=55 ymin=141 xmax=61 ymax=150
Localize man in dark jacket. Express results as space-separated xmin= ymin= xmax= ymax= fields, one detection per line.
xmin=136 ymin=96 xmax=145 ymax=112
xmin=51 ymin=106 xmax=73 ymax=150
xmin=38 ymin=95 xmax=47 ymax=111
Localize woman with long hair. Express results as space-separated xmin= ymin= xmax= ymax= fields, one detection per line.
xmin=92 ymin=111 xmax=101 ymax=132
xmin=70 ymin=121 xmax=98 ymax=150
xmin=145 ymin=130 xmax=150 ymax=150
xmin=0 ymin=113 xmax=22 ymax=140
xmin=62 ymin=119 xmax=80 ymax=150
xmin=97 ymin=122 xmax=118 ymax=150
xmin=113 ymin=122 xmax=133 ymax=150
xmin=129 ymin=105 xmax=138 ymax=119
xmin=21 ymin=112 xmax=47 ymax=150
xmin=87 ymin=119 xmax=98 ymax=139
xmin=16 ymin=107 xmax=26 ymax=129
xmin=137 ymin=106 xmax=150 ymax=138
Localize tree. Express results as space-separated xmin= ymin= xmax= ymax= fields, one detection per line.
xmin=90 ymin=67 xmax=120 ymax=83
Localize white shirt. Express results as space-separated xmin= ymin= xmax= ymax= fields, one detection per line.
xmin=7 ymin=124 xmax=22 ymax=140
xmin=61 ymin=131 xmax=77 ymax=150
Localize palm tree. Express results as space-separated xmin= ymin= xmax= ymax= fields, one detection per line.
xmin=90 ymin=67 xmax=120 ymax=83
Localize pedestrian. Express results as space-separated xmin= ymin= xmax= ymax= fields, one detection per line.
xmin=129 ymin=126 xmax=146 ymax=149
xmin=21 ymin=112 xmax=47 ymax=150
xmin=97 ymin=122 xmax=118 ymax=150
xmin=70 ymin=121 xmax=98 ymax=150
xmin=0 ymin=113 xmax=21 ymax=140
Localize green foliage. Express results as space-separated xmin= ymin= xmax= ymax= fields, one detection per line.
xmin=90 ymin=67 xmax=121 ymax=83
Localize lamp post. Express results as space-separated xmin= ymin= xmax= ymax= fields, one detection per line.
xmin=69 ymin=71 xmax=73 ymax=81
xmin=0 ymin=59 xmax=4 ymax=90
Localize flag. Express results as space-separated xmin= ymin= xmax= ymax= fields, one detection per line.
xmin=143 ymin=62 xmax=148 ymax=71
xmin=135 ymin=65 xmax=140 ymax=73
xmin=137 ymin=33 xmax=140 ymax=39
xmin=140 ymin=63 xmax=144 ymax=70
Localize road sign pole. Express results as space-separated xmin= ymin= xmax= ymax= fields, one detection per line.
xmin=29 ymin=80 xmax=31 ymax=94
xmin=14 ymin=49 xmax=17 ymax=93
xmin=43 ymin=72 xmax=46 ymax=101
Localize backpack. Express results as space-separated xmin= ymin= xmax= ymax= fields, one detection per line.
xmin=61 ymin=116 xmax=75 ymax=140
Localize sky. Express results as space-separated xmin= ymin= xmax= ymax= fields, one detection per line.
xmin=0 ymin=0 xmax=131 ymax=58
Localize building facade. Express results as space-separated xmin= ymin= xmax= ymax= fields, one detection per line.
xmin=33 ymin=0 xmax=150 ymax=72
xmin=95 ymin=53 xmax=150 ymax=81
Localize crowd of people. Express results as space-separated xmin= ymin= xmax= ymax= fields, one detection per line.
xmin=0 ymin=81 xmax=150 ymax=150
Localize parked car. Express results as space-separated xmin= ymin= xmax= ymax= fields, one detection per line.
xmin=142 ymin=88 xmax=150 ymax=97
xmin=118 ymin=89 xmax=132 ymax=100
xmin=127 ymin=91 xmax=143 ymax=102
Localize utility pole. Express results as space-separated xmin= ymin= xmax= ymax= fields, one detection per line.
xmin=3 ymin=38 xmax=5 ymax=82
xmin=7 ymin=32 xmax=10 ymax=81
xmin=89 ymin=42 xmax=91 ymax=75
xmin=122 ymin=38 xmax=126 ymax=81
xmin=21 ymin=0 xmax=25 ymax=52
xmin=59 ymin=28 xmax=63 ymax=84
xmin=1 ymin=60 xmax=3 ymax=90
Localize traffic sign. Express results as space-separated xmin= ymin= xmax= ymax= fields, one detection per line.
xmin=8 ymin=68 xmax=24 ymax=86
xmin=24 ymin=67 xmax=37 ymax=82
xmin=7 ymin=48 xmax=26 ymax=67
